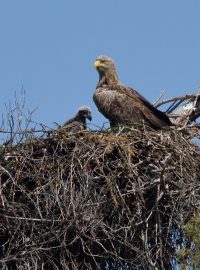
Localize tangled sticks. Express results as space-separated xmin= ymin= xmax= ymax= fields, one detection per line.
xmin=0 ymin=126 xmax=200 ymax=269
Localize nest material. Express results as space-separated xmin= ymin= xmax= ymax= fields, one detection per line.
xmin=0 ymin=126 xmax=200 ymax=269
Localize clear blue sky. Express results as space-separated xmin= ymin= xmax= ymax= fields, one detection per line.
xmin=0 ymin=0 xmax=200 ymax=130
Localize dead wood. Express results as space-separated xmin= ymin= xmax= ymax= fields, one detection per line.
xmin=0 ymin=124 xmax=199 ymax=269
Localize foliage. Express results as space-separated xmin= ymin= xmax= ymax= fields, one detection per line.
xmin=176 ymin=213 xmax=200 ymax=269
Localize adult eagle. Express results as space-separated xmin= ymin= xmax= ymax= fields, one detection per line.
xmin=93 ymin=55 xmax=172 ymax=129
xmin=61 ymin=106 xmax=92 ymax=132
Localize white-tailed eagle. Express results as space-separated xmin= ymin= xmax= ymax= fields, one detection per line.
xmin=93 ymin=55 xmax=171 ymax=129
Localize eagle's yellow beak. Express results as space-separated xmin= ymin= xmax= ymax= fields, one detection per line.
xmin=94 ymin=60 xmax=101 ymax=69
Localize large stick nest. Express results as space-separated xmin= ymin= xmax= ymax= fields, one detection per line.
xmin=0 ymin=126 xmax=200 ymax=269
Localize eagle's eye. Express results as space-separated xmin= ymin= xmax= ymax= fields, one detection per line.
xmin=101 ymin=59 xmax=105 ymax=62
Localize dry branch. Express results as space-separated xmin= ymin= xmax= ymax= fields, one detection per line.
xmin=156 ymin=89 xmax=200 ymax=126
xmin=0 ymin=124 xmax=200 ymax=269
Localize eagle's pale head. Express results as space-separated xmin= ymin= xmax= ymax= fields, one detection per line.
xmin=94 ymin=55 xmax=118 ymax=85
xmin=94 ymin=55 xmax=116 ymax=72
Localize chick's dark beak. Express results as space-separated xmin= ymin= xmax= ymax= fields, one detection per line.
xmin=87 ymin=113 xmax=92 ymax=121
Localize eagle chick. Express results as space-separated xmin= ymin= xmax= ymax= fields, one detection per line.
xmin=61 ymin=106 xmax=92 ymax=132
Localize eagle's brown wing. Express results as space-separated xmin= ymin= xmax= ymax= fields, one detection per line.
xmin=61 ymin=118 xmax=85 ymax=132
xmin=93 ymin=84 xmax=171 ymax=129
xmin=119 ymin=85 xmax=171 ymax=127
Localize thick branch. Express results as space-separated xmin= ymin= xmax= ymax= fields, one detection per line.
xmin=155 ymin=90 xmax=200 ymax=126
